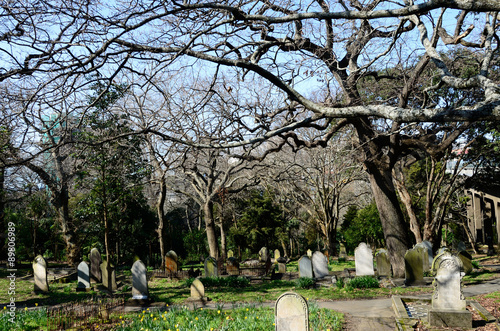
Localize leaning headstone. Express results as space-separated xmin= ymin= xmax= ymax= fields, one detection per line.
xmin=375 ymin=249 xmax=391 ymax=277
xmin=457 ymin=250 xmax=473 ymax=274
xmin=429 ymin=252 xmax=471 ymax=328
xmin=275 ymin=292 xmax=309 ymax=331
xmin=416 ymin=241 xmax=433 ymax=270
xmin=339 ymin=244 xmax=347 ymax=260
xmin=404 ymin=247 xmax=426 ymax=286
xmin=132 ymin=260 xmax=148 ymax=299
xmin=259 ymin=247 xmax=269 ymax=262
xmin=298 ymin=256 xmax=313 ymax=278
xmin=165 ymin=250 xmax=178 ymax=273
xmin=100 ymin=261 xmax=117 ymax=291
xmin=89 ymin=248 xmax=102 ymax=283
xmin=204 ymin=257 xmax=218 ymax=277
xmin=354 ymin=243 xmax=374 ymax=276
xmin=306 ymin=249 xmax=312 ymax=257
xmin=274 ymin=249 xmax=281 ymax=261
xmin=227 ymin=250 xmax=234 ymax=258
xmin=77 ymin=261 xmax=91 ymax=291
xmin=226 ymin=257 xmax=240 ymax=276
xmin=190 ymin=278 xmax=205 ymax=300
xmin=33 ymin=255 xmax=49 ymax=293
xmin=311 ymin=251 xmax=329 ymax=278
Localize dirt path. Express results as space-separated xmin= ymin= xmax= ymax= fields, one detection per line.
xmin=342 ymin=316 xmax=396 ymax=331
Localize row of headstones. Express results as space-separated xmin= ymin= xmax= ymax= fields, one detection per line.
xmin=298 ymin=251 xmax=329 ymax=279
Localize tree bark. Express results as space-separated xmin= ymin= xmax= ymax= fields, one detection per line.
xmin=394 ymin=174 xmax=422 ymax=243
xmin=203 ymin=201 xmax=219 ymax=259
xmin=156 ymin=179 xmax=167 ymax=269
xmin=368 ymin=169 xmax=411 ymax=278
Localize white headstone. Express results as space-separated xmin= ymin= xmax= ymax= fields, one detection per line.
xmin=431 ymin=253 xmax=466 ymax=311
xmin=311 ymin=251 xmax=329 ymax=278
xmin=132 ymin=260 xmax=148 ymax=299
xmin=191 ymin=278 xmax=205 ymax=299
xmin=33 ymin=255 xmax=49 ymax=293
xmin=259 ymin=247 xmax=269 ymax=262
xmin=354 ymin=243 xmax=374 ymax=276
xmin=275 ymin=292 xmax=309 ymax=331
xmin=77 ymin=261 xmax=90 ymax=291
xmin=298 ymin=256 xmax=313 ymax=278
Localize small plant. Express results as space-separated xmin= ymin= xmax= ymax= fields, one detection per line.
xmin=296 ymin=277 xmax=315 ymax=289
xmin=335 ymin=277 xmax=345 ymax=289
xmin=472 ymin=260 xmax=480 ymax=269
xmin=345 ymin=276 xmax=379 ymax=290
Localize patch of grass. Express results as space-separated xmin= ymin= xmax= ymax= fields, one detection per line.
xmin=483 ymin=291 xmax=500 ymax=302
xmin=345 ymin=276 xmax=379 ymax=290
xmin=329 ymin=259 xmax=355 ymax=272
xmin=0 ymin=307 xmax=48 ymax=331
xmin=184 ymin=276 xmax=250 ymax=288
xmin=296 ymin=277 xmax=316 ymax=289
xmin=463 ymin=270 xmax=499 ymax=284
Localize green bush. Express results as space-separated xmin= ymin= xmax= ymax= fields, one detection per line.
xmin=296 ymin=277 xmax=315 ymax=289
xmin=345 ymin=276 xmax=379 ymax=290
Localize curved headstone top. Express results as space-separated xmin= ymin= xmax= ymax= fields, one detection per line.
xmin=166 ymin=250 xmax=178 ymax=263
xmin=275 ymin=292 xmax=309 ymax=331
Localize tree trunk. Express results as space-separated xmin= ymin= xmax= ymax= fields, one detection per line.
xmin=55 ymin=193 xmax=79 ymax=267
xmin=368 ymin=169 xmax=411 ymax=278
xmin=203 ymin=201 xmax=219 ymax=259
xmin=156 ymin=179 xmax=167 ymax=269
xmin=394 ymin=176 xmax=422 ymax=243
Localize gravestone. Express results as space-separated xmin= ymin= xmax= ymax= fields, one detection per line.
xmin=259 ymin=247 xmax=269 ymax=262
xmin=437 ymin=247 xmax=450 ymax=255
xmin=89 ymin=248 xmax=102 ymax=282
xmin=165 ymin=250 xmax=178 ymax=273
xmin=33 ymin=255 xmax=49 ymax=293
xmin=100 ymin=261 xmax=117 ymax=291
xmin=226 ymin=257 xmax=240 ymax=276
xmin=456 ymin=241 xmax=466 ymax=252
xmin=298 ymin=256 xmax=313 ymax=278
xmin=227 ymin=250 xmax=234 ymax=258
xmin=415 ymin=241 xmax=433 ymax=270
xmin=274 ymin=249 xmax=281 ymax=261
xmin=204 ymin=257 xmax=218 ymax=277
xmin=375 ymin=249 xmax=391 ymax=277
xmin=457 ymin=250 xmax=473 ymax=274
xmin=404 ymin=247 xmax=426 ymax=286
xmin=275 ymin=292 xmax=309 ymax=331
xmin=339 ymin=244 xmax=347 ymax=260
xmin=354 ymin=243 xmax=374 ymax=276
xmin=429 ymin=252 xmax=471 ymax=328
xmin=190 ymin=278 xmax=205 ymax=300
xmin=77 ymin=261 xmax=90 ymax=291
xmin=277 ymin=258 xmax=287 ymax=274
xmin=311 ymin=251 xmax=329 ymax=278
xmin=132 ymin=260 xmax=148 ymax=299
xmin=306 ymin=249 xmax=312 ymax=257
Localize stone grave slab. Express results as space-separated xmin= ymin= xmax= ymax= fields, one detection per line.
xmin=405 ymin=247 xmax=426 ymax=286
xmin=77 ymin=261 xmax=90 ymax=291
xmin=312 ymin=251 xmax=329 ymax=278
xmin=132 ymin=260 xmax=148 ymax=300
xmin=354 ymin=243 xmax=374 ymax=276
xmin=375 ymin=249 xmax=391 ymax=277
xmin=275 ymin=292 xmax=309 ymax=331
xmin=100 ymin=261 xmax=117 ymax=291
xmin=204 ymin=257 xmax=218 ymax=277
xmin=89 ymin=248 xmax=102 ymax=283
xmin=298 ymin=256 xmax=313 ymax=278
xmin=33 ymin=255 xmax=49 ymax=293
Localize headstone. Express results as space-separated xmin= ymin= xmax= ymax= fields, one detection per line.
xmin=278 ymin=262 xmax=287 ymax=274
xmin=204 ymin=257 xmax=218 ymax=277
xmin=274 ymin=249 xmax=281 ymax=261
xmin=298 ymin=256 xmax=313 ymax=278
xmin=226 ymin=257 xmax=240 ymax=276
xmin=100 ymin=261 xmax=117 ymax=291
xmin=77 ymin=261 xmax=90 ymax=291
xmin=416 ymin=241 xmax=433 ymax=270
xmin=429 ymin=252 xmax=471 ymax=328
xmin=89 ymin=248 xmax=102 ymax=282
xmin=457 ymin=250 xmax=473 ymax=274
xmin=131 ymin=260 xmax=148 ymax=299
xmin=354 ymin=243 xmax=374 ymax=276
xmin=190 ymin=278 xmax=205 ymax=299
xmin=311 ymin=251 xmax=329 ymax=278
xmin=275 ymin=292 xmax=309 ymax=331
xmin=437 ymin=247 xmax=450 ymax=255
xmin=404 ymin=247 xmax=426 ymax=286
xmin=306 ymin=249 xmax=312 ymax=257
xmin=339 ymin=244 xmax=347 ymax=260
xmin=33 ymin=255 xmax=49 ymax=293
xmin=456 ymin=241 xmax=466 ymax=252
xmin=227 ymin=250 xmax=234 ymax=258
xmin=259 ymin=247 xmax=269 ymax=262
xmin=375 ymin=249 xmax=391 ymax=277
xmin=165 ymin=250 xmax=178 ymax=273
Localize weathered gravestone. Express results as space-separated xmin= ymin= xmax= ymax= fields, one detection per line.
xmin=274 ymin=249 xmax=281 ymax=261
xmin=354 ymin=243 xmax=374 ymax=276
xmin=77 ymin=261 xmax=90 ymax=291
xmin=275 ymin=292 xmax=309 ymax=331
xmin=375 ymin=249 xmax=391 ymax=277
xmin=132 ymin=260 xmax=148 ymax=299
xmin=226 ymin=257 xmax=240 ymax=276
xmin=404 ymin=247 xmax=426 ymax=286
xmin=190 ymin=278 xmax=205 ymax=300
xmin=259 ymin=247 xmax=270 ymax=262
xmin=204 ymin=257 xmax=218 ymax=277
xmin=437 ymin=247 xmax=450 ymax=255
xmin=428 ymin=252 xmax=471 ymax=328
xmin=227 ymin=250 xmax=234 ymax=258
xmin=415 ymin=240 xmax=433 ymax=271
xmin=298 ymin=256 xmax=313 ymax=279
xmin=165 ymin=250 xmax=178 ymax=273
xmin=100 ymin=261 xmax=117 ymax=291
xmin=33 ymin=255 xmax=49 ymax=293
xmin=89 ymin=248 xmax=102 ymax=283
xmin=306 ymin=249 xmax=312 ymax=258
xmin=312 ymin=251 xmax=329 ymax=278
xmin=457 ymin=250 xmax=473 ymax=274
xmin=277 ymin=257 xmax=287 ymax=274
xmin=339 ymin=243 xmax=347 ymax=260
xmin=456 ymin=241 xmax=466 ymax=253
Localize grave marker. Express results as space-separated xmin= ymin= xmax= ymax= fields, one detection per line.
xmin=298 ymin=256 xmax=313 ymax=278
xmin=227 ymin=250 xmax=234 ymax=258
xmin=311 ymin=251 xmax=329 ymax=278
xmin=259 ymin=247 xmax=269 ymax=262
xmin=132 ymin=260 xmax=148 ymax=299
xmin=204 ymin=257 xmax=218 ymax=277
xmin=375 ymin=249 xmax=391 ymax=277
xmin=404 ymin=247 xmax=426 ymax=286
xmin=100 ymin=261 xmax=117 ymax=291
xmin=89 ymin=248 xmax=102 ymax=283
xmin=354 ymin=243 xmax=374 ymax=276
xmin=275 ymin=292 xmax=309 ymax=331
xmin=190 ymin=278 xmax=205 ymax=299
xmin=77 ymin=261 xmax=90 ymax=291
xmin=33 ymin=255 xmax=49 ymax=293
xmin=274 ymin=249 xmax=281 ymax=261
xmin=227 ymin=257 xmax=240 ymax=276
xmin=165 ymin=250 xmax=178 ymax=273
